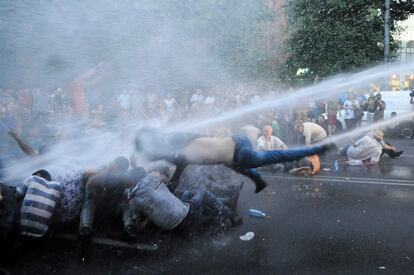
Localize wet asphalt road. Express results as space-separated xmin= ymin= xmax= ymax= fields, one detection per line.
xmin=2 ymin=138 xmax=414 ymax=275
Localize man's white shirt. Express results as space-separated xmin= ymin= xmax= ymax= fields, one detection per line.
xmin=257 ymin=136 xmax=286 ymax=151
xmin=347 ymin=136 xmax=382 ymax=163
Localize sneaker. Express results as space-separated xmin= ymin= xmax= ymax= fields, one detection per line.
xmin=255 ymin=180 xmax=267 ymax=193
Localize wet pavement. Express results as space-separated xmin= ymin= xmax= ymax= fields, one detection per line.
xmin=2 ymin=138 xmax=414 ymax=274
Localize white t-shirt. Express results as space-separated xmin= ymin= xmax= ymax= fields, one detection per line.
xmin=302 ymin=122 xmax=327 ymax=146
xmin=343 ymin=99 xmax=360 ymax=119
xmin=346 ymin=136 xmax=382 ymax=163
xmin=257 ymin=136 xmax=287 ymax=151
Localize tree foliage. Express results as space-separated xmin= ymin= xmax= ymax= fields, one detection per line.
xmin=157 ymin=0 xmax=275 ymax=81
xmin=282 ymin=0 xmax=414 ymax=83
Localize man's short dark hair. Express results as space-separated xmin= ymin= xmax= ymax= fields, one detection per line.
xmin=32 ymin=169 xmax=52 ymax=181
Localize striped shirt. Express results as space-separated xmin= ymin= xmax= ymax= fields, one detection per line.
xmin=17 ymin=176 xmax=61 ymax=237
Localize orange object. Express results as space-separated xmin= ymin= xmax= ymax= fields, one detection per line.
xmin=307 ymin=155 xmax=321 ymax=175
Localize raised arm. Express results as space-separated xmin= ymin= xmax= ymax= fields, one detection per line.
xmin=8 ymin=128 xmax=37 ymax=157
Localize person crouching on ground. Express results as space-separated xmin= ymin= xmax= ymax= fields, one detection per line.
xmin=124 ymin=167 xmax=237 ymax=234
xmin=15 ymin=170 xmax=61 ymax=238
xmin=340 ymin=129 xmax=403 ymax=166
xmin=295 ymin=121 xmax=327 ymax=147
xmin=134 ymin=127 xmax=334 ymax=194
xmin=79 ymin=156 xmax=133 ymax=237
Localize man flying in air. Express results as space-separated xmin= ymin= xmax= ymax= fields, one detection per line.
xmin=134 ymin=127 xmax=333 ymax=193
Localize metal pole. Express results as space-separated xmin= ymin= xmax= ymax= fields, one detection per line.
xmin=384 ymin=0 xmax=391 ymax=62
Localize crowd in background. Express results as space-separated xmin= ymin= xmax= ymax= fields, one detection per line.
xmin=1 ymin=80 xmax=391 ymax=164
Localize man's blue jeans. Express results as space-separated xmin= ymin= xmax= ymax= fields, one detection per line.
xmin=233 ymin=135 xmax=324 ymax=169
xmin=231 ymin=135 xmax=325 ymax=189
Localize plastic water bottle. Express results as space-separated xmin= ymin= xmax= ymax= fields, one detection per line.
xmin=248 ymin=209 xmax=266 ymax=218
xmin=334 ymin=160 xmax=339 ymax=173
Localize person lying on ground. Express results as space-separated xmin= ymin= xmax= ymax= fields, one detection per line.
xmin=285 ymin=155 xmax=321 ymax=176
xmin=124 ymin=168 xmax=239 ymax=235
xmin=134 ymin=127 xmax=334 ymax=194
xmin=15 ymin=170 xmax=61 ymax=238
xmin=78 ymin=156 xmax=145 ymax=238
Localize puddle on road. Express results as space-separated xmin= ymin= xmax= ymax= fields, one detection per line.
xmin=387 ymin=166 xmax=413 ymax=179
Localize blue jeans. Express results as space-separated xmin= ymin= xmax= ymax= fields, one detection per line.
xmin=233 ymin=135 xmax=324 ymax=169
xmin=231 ymin=135 xmax=325 ymax=190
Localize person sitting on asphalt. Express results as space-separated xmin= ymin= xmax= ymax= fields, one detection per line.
xmin=134 ymin=127 xmax=334 ymax=194
xmin=341 ymin=129 xmax=403 ymax=165
xmin=295 ymin=121 xmax=327 ymax=147
xmin=15 ymin=170 xmax=61 ymax=238
xmin=257 ymin=125 xmax=288 ymax=151
xmin=257 ymin=125 xmax=288 ymax=172
xmin=79 ymin=156 xmax=138 ymax=237
xmin=124 ymin=168 xmax=238 ymax=233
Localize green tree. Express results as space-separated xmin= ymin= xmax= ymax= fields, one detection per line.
xmin=282 ymin=0 xmax=414 ymax=83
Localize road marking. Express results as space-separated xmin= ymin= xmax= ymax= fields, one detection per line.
xmin=312 ymin=175 xmax=414 ymax=184
xmin=54 ymin=233 xmax=159 ymax=251
xmin=263 ymin=174 xmax=414 ymax=187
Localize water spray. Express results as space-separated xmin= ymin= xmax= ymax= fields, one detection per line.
xmin=321 ymin=111 xmax=414 ymax=146
xmin=167 ymin=62 xmax=414 ymax=132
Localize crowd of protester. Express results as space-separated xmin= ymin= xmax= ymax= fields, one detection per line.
xmin=1 ymin=75 xmax=406 ymax=252
xmin=0 ymin=83 xmax=391 ymax=153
